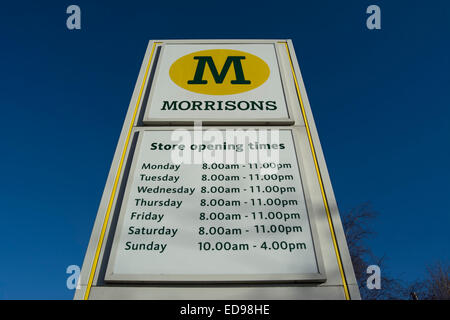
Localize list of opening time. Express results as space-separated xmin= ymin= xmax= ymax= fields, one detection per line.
xmin=107 ymin=130 xmax=320 ymax=280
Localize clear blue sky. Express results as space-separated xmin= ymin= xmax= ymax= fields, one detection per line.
xmin=0 ymin=1 xmax=448 ymax=299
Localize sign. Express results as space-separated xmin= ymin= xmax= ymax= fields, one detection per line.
xmin=143 ymin=44 xmax=292 ymax=124
xmin=76 ymin=40 xmax=360 ymax=300
xmin=105 ymin=129 xmax=324 ymax=282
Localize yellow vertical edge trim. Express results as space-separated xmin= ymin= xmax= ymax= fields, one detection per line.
xmin=283 ymin=42 xmax=350 ymax=300
xmin=83 ymin=42 xmax=159 ymax=300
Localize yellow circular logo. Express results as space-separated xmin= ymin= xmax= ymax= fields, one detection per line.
xmin=169 ymin=49 xmax=270 ymax=95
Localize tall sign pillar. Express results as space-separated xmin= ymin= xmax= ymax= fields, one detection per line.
xmin=75 ymin=40 xmax=360 ymax=300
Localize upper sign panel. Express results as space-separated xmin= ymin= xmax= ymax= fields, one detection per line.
xmin=143 ymin=43 xmax=292 ymax=124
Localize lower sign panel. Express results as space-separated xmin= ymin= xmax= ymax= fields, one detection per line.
xmin=105 ymin=129 xmax=325 ymax=282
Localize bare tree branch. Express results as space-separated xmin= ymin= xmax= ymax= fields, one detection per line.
xmin=342 ymin=203 xmax=406 ymax=299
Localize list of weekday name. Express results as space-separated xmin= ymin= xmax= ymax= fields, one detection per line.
xmin=106 ymin=130 xmax=319 ymax=281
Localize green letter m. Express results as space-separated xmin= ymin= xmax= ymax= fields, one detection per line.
xmin=187 ymin=56 xmax=251 ymax=85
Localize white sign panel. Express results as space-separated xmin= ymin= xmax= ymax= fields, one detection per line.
xmin=143 ymin=44 xmax=291 ymax=124
xmin=106 ymin=129 xmax=323 ymax=282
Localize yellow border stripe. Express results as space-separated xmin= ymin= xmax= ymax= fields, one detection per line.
xmin=283 ymin=42 xmax=350 ymax=300
xmin=83 ymin=42 xmax=159 ymax=300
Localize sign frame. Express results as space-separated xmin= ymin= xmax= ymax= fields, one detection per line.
xmin=75 ymin=39 xmax=360 ymax=300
